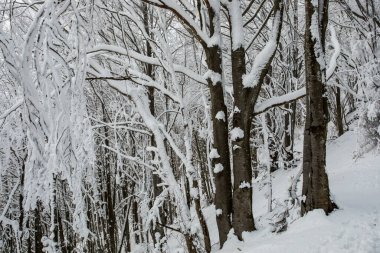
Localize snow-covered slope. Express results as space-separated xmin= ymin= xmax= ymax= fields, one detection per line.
xmin=215 ymin=131 xmax=380 ymax=253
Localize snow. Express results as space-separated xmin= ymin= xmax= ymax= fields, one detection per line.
xmin=215 ymin=111 xmax=226 ymax=122
xmin=254 ymin=88 xmax=306 ymax=115
xmin=239 ymin=181 xmax=251 ymax=189
xmin=207 ymin=0 xmax=221 ymax=48
xmin=209 ymin=148 xmax=221 ymax=159
xmin=216 ymin=209 xmax=223 ymax=217
xmin=0 ymin=98 xmax=23 ymax=120
xmin=204 ymin=70 xmax=222 ymax=86
xmin=326 ymin=25 xmax=341 ymax=80
xmin=310 ymin=7 xmax=326 ymax=71
xmin=243 ymin=11 xmax=282 ymax=88
xmin=228 ymin=0 xmax=244 ymax=51
xmin=230 ymin=127 xmax=244 ymax=141
xmin=214 ymin=163 xmax=224 ymax=174
xmin=190 ymin=187 xmax=199 ymax=199
xmin=209 ymin=131 xmax=380 ymax=252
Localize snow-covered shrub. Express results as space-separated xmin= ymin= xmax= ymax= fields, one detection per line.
xmin=356 ymin=58 xmax=380 ymax=153
xmin=357 ymin=99 xmax=380 ymax=153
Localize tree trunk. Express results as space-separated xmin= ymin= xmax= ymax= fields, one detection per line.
xmin=133 ymin=199 xmax=140 ymax=245
xmin=192 ymin=177 xmax=211 ymax=253
xmin=230 ymin=46 xmax=255 ymax=239
xmin=194 ymin=132 xmax=212 ymax=202
xmin=301 ymin=0 xmax=337 ymax=215
xmin=143 ymin=2 xmax=167 ymax=244
xmin=335 ymin=86 xmax=344 ymax=136
xmin=229 ymin=0 xmax=284 ymax=239
xmin=205 ymin=45 xmax=233 ymax=247
xmin=34 ymin=201 xmax=44 ymax=253
xmin=103 ymin=106 xmax=117 ymax=253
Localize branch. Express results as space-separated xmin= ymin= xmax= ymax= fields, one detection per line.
xmin=0 ymin=99 xmax=24 ymax=120
xmin=88 ymin=61 xmax=182 ymax=103
xmin=142 ymin=0 xmax=209 ymax=45
xmin=88 ymin=45 xmax=207 ymax=84
xmin=86 ymin=76 xmax=131 ymax=81
xmin=243 ymin=0 xmax=284 ymax=88
xmin=102 ymin=145 xmax=156 ymax=171
xmin=253 ymin=87 xmax=306 ymax=115
xmin=156 ymin=222 xmax=182 ymax=233
xmin=326 ymin=25 xmax=341 ymax=81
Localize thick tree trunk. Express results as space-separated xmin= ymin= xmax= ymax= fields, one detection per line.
xmin=230 ymin=46 xmax=255 ymax=239
xmin=205 ymin=45 xmax=232 ymax=247
xmin=301 ymin=0 xmax=336 ymax=215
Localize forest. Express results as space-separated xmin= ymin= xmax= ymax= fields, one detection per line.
xmin=0 ymin=0 xmax=379 ymax=252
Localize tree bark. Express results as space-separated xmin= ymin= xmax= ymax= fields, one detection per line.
xmin=335 ymin=86 xmax=344 ymax=136
xmin=205 ymin=45 xmax=233 ymax=247
xmin=230 ymin=45 xmax=255 ymax=239
xmin=301 ymin=0 xmax=337 ymax=215
xmin=34 ymin=201 xmax=44 ymax=253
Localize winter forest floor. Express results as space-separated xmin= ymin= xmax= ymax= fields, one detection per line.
xmin=202 ymin=131 xmax=380 ymax=253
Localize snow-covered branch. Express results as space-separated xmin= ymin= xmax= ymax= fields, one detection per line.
xmin=254 ymin=88 xmax=306 ymax=115
xmin=326 ymin=25 xmax=341 ymax=80
xmin=88 ymin=45 xmax=207 ymax=84
xmin=0 ymin=99 xmax=24 ymax=121
xmin=243 ymin=1 xmax=283 ymax=88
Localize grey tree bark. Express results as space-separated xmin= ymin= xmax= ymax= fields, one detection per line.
xmin=301 ymin=0 xmax=337 ymax=215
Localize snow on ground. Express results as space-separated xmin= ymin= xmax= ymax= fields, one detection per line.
xmin=210 ymin=130 xmax=380 ymax=253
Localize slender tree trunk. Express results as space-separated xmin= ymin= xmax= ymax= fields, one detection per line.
xmin=142 ymin=3 xmax=166 ymax=246
xmin=34 ymin=201 xmax=44 ymax=253
xmin=102 ymin=104 xmax=117 ymax=253
xmin=57 ymin=200 xmax=67 ymax=253
xmin=194 ymin=133 xmax=212 ymax=202
xmin=301 ymin=0 xmax=337 ymax=215
xmin=189 ymin=173 xmax=211 ymax=253
xmin=335 ymin=86 xmax=344 ymax=136
xmin=133 ymin=199 xmax=140 ymax=245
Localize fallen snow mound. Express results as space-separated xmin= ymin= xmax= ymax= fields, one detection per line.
xmin=216 ymin=131 xmax=380 ymax=253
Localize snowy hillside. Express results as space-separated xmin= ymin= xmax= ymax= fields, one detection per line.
xmin=213 ymin=131 xmax=380 ymax=253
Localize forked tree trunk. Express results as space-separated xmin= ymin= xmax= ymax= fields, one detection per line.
xmin=302 ymin=0 xmax=337 ymax=215
xmin=229 ymin=0 xmax=284 ymax=239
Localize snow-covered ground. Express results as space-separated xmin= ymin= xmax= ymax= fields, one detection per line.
xmin=211 ymin=131 xmax=380 ymax=253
